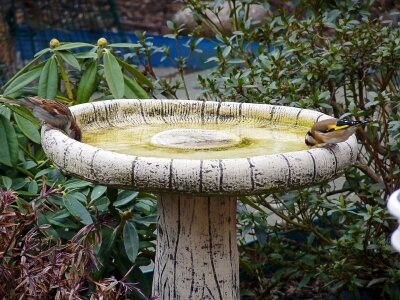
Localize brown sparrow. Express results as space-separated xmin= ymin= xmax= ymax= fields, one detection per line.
xmin=19 ymin=97 xmax=82 ymax=141
xmin=305 ymin=118 xmax=374 ymax=146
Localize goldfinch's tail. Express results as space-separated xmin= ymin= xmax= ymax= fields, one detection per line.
xmin=336 ymin=119 xmax=376 ymax=127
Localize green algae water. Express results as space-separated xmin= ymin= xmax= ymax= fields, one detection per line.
xmin=83 ymin=123 xmax=308 ymax=159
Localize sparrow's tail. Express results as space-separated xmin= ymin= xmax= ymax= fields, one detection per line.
xmin=18 ymin=97 xmax=38 ymax=110
xmin=1 ymin=97 xmax=32 ymax=104
xmin=0 ymin=98 xmax=19 ymax=105
xmin=0 ymin=97 xmax=38 ymax=111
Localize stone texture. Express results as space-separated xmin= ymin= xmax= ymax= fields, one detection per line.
xmin=152 ymin=194 xmax=239 ymax=300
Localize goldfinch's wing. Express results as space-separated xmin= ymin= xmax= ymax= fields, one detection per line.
xmin=324 ymin=119 xmax=367 ymax=133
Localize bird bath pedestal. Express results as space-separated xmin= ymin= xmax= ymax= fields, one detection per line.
xmin=41 ymin=99 xmax=358 ymax=299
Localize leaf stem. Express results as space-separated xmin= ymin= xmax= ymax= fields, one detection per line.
xmin=55 ymin=52 xmax=74 ymax=101
xmin=261 ymin=196 xmax=331 ymax=245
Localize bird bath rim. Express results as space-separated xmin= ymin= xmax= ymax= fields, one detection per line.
xmin=41 ymin=99 xmax=358 ymax=196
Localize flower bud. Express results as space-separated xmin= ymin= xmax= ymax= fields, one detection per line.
xmin=97 ymin=37 xmax=108 ymax=48
xmin=50 ymin=38 xmax=60 ymax=48
xmin=121 ymin=210 xmax=133 ymax=220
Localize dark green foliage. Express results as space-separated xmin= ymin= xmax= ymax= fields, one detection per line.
xmin=0 ymin=38 xmax=155 ymax=298
xmin=0 ymin=169 xmax=156 ymax=298
xmin=178 ymin=0 xmax=400 ymax=298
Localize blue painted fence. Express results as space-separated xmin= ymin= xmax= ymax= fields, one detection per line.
xmin=14 ymin=27 xmax=219 ymax=70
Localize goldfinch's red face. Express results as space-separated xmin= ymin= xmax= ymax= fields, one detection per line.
xmin=305 ymin=131 xmax=317 ymax=146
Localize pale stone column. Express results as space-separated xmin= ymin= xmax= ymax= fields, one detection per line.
xmin=152 ymin=194 xmax=239 ymax=300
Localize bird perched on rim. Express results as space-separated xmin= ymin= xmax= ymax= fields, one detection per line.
xmin=305 ymin=118 xmax=374 ymax=147
xmin=18 ymin=97 xmax=82 ymax=141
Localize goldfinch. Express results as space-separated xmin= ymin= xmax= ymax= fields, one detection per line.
xmin=305 ymin=118 xmax=374 ymax=146
xmin=18 ymin=97 xmax=82 ymax=141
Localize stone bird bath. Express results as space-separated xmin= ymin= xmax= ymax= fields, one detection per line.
xmin=41 ymin=99 xmax=358 ymax=299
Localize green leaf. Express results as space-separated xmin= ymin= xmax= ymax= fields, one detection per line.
xmin=63 ymin=194 xmax=93 ymax=225
xmin=123 ymin=221 xmax=139 ymax=263
xmin=2 ymin=53 xmax=45 ymax=92
xmin=54 ymin=42 xmax=95 ymax=51
xmin=0 ymin=115 xmax=19 ymax=167
xmin=28 ymin=181 xmax=38 ymax=194
xmin=76 ymin=51 xmax=97 ymax=59
xmin=35 ymin=168 xmax=54 ymax=179
xmin=116 ymin=57 xmax=154 ymax=88
xmin=166 ymin=20 xmax=175 ymax=30
xmin=38 ymin=56 xmax=58 ymax=99
xmin=91 ymin=196 xmax=109 ymax=211
xmin=19 ymin=161 xmax=37 ymax=170
xmin=0 ymin=176 xmax=12 ymax=189
xmin=5 ymin=104 xmax=40 ymax=126
xmin=37 ymin=212 xmax=60 ymax=239
xmin=367 ymin=277 xmax=387 ymax=288
xmin=48 ymin=217 xmax=79 ymax=229
xmin=123 ymin=80 xmax=139 ymax=99
xmin=222 ymin=46 xmax=232 ymax=57
xmin=6 ymin=87 xmax=38 ymax=99
xmin=124 ymin=75 xmax=149 ymax=99
xmin=239 ymin=196 xmax=265 ymax=213
xmin=0 ymin=106 xmax=11 ymax=119
xmin=51 ymin=209 xmax=71 ymax=220
xmin=76 ymin=60 xmax=98 ymax=103
xmin=298 ymin=273 xmax=313 ymax=288
xmin=114 ymin=191 xmax=139 ymax=207
xmin=98 ymin=228 xmax=117 ymax=260
xmin=14 ymin=113 xmax=41 ymax=143
xmin=108 ymin=43 xmax=140 ymax=48
xmin=103 ymin=50 xmax=124 ymax=99
xmin=3 ymin=65 xmax=43 ymax=96
xmin=228 ymin=59 xmax=245 ymax=64
xmin=34 ymin=47 xmax=51 ymax=57
xmin=57 ymin=51 xmax=81 ymax=70
xmin=133 ymin=215 xmax=157 ymax=225
xmin=68 ymin=191 xmax=87 ymax=204
xmin=90 ymin=185 xmax=107 ymax=201
xmin=11 ymin=178 xmax=27 ymax=190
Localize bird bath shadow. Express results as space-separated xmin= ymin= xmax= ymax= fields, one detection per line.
xmin=41 ymin=99 xmax=358 ymax=299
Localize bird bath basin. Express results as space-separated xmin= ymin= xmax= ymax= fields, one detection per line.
xmin=83 ymin=118 xmax=307 ymax=159
xmin=41 ymin=99 xmax=358 ymax=299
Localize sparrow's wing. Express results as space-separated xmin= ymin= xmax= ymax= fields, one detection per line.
xmin=19 ymin=97 xmax=73 ymax=128
xmin=24 ymin=97 xmax=73 ymax=118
